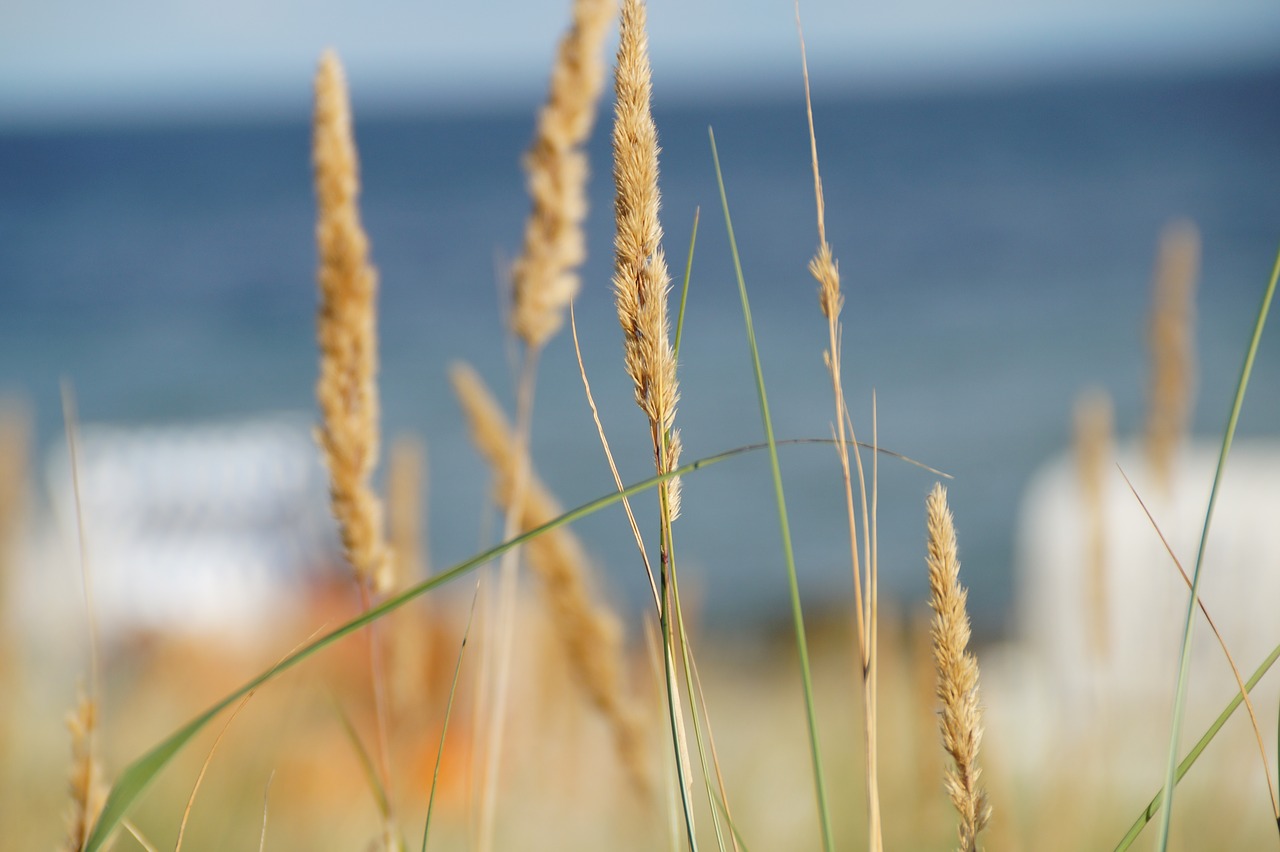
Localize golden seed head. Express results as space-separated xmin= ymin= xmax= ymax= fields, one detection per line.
xmin=313 ymin=49 xmax=392 ymax=594
xmin=511 ymin=0 xmax=617 ymax=348
xmin=612 ymin=0 xmax=681 ymax=506
xmin=450 ymin=362 xmax=650 ymax=792
xmin=811 ymin=241 xmax=843 ymax=320
xmin=926 ymin=484 xmax=991 ymax=852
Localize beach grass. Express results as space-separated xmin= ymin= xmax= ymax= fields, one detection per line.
xmin=2 ymin=2 xmax=1278 ymax=850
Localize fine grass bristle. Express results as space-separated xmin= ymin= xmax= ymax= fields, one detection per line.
xmin=449 ymin=362 xmax=651 ymax=794
xmin=1145 ymin=219 xmax=1200 ymax=491
xmin=811 ymin=241 xmax=843 ymax=321
xmin=613 ymin=0 xmax=681 ymax=519
xmin=1073 ymin=388 xmax=1113 ymax=660
xmin=511 ymin=0 xmax=617 ymax=349
xmin=925 ymin=483 xmax=990 ymax=852
xmin=313 ymin=48 xmax=393 ymax=595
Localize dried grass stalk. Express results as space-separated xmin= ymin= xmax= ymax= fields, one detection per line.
xmin=1074 ymin=388 xmax=1113 ymax=660
xmin=0 ymin=403 xmax=27 ymax=598
xmin=61 ymin=688 xmax=108 ymax=852
xmin=388 ymin=434 xmax=427 ymax=583
xmin=925 ymin=484 xmax=991 ymax=852
xmin=387 ymin=434 xmax=431 ymax=716
xmin=511 ymin=0 xmax=617 ymax=349
xmin=450 ymin=362 xmax=650 ymax=793
xmin=798 ymin=20 xmax=879 ymax=846
xmin=313 ymin=49 xmax=392 ymax=594
xmin=0 ymin=404 xmax=28 ymax=745
xmin=1144 ymin=219 xmax=1199 ymax=491
xmin=613 ymin=0 xmax=681 ymax=518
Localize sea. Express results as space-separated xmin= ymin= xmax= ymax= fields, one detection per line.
xmin=2 ymin=63 xmax=1278 ymax=637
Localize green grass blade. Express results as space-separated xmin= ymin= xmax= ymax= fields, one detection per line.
xmin=422 ymin=580 xmax=480 ymax=851
xmin=82 ymin=434 xmax=933 ymax=850
xmin=1116 ymin=639 xmax=1280 ymax=850
xmin=1155 ymin=242 xmax=1279 ymax=850
xmin=333 ymin=698 xmax=393 ymax=822
xmin=709 ymin=126 xmax=834 ymax=852
xmin=82 ymin=447 xmax=743 ymax=852
xmin=673 ymin=207 xmax=700 ymax=363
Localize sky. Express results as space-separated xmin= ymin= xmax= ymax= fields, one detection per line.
xmin=2 ymin=0 xmax=1279 ymax=125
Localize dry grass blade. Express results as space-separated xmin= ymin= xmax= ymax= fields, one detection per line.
xmin=387 ymin=434 xmax=433 ymax=717
xmin=174 ymin=688 xmax=260 ymax=852
xmin=686 ymin=644 xmax=743 ymax=852
xmin=569 ymin=302 xmax=659 ymax=613
xmin=795 ymin=5 xmax=881 ymax=847
xmin=0 ymin=402 xmax=27 ymax=627
xmin=259 ymin=771 xmax=276 ymax=852
xmin=511 ymin=0 xmax=617 ymax=348
xmin=1118 ymin=466 xmax=1280 ymax=822
xmin=122 ymin=819 xmax=160 ymax=852
xmin=926 ymin=483 xmax=990 ymax=852
xmin=313 ymin=48 xmax=393 ymax=595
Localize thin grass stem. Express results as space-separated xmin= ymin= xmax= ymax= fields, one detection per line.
xmin=423 ymin=580 xmax=481 ymax=851
xmin=1155 ymin=242 xmax=1278 ymax=850
xmin=84 ymin=435 xmax=929 ymax=851
xmin=674 ymin=208 xmax=699 ymax=363
xmin=709 ymin=126 xmax=834 ymax=852
xmin=1116 ymin=639 xmax=1280 ymax=850
xmin=1119 ymin=466 xmax=1280 ymax=823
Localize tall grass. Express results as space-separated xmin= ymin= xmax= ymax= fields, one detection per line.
xmin=12 ymin=3 xmax=1274 ymax=850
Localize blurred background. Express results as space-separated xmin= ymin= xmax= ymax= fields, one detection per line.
xmin=2 ymin=0 xmax=1279 ymax=637
xmin=3 ymin=0 xmax=1277 ymax=630
xmin=3 ymin=0 xmax=1280 ymax=848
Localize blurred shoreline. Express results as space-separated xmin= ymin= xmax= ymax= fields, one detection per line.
xmin=2 ymin=61 xmax=1277 ymax=631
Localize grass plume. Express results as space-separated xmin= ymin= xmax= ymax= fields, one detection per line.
xmin=796 ymin=5 xmax=881 ymax=847
xmin=61 ymin=689 xmax=108 ymax=852
xmin=925 ymin=483 xmax=990 ymax=852
xmin=511 ymin=0 xmax=617 ymax=349
xmin=313 ymin=48 xmax=393 ymax=595
xmin=450 ymin=362 xmax=651 ymax=794
xmin=611 ymin=0 xmax=698 ymax=843
xmin=612 ymin=0 xmax=681 ymax=518
xmin=313 ymin=50 xmax=399 ymax=848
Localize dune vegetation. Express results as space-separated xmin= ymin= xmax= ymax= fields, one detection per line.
xmin=2 ymin=0 xmax=1277 ymax=850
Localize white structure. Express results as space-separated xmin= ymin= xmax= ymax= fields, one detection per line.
xmin=25 ymin=416 xmax=339 ymax=646
xmin=1012 ymin=439 xmax=1280 ymax=738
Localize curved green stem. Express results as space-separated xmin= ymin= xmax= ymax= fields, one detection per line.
xmin=710 ymin=126 xmax=834 ymax=852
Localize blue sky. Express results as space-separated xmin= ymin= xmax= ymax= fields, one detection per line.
xmin=2 ymin=0 xmax=1278 ymax=124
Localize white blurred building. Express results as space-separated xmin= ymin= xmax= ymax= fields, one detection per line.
xmin=22 ymin=415 xmax=341 ymax=649
xmin=993 ymin=439 xmax=1280 ymax=790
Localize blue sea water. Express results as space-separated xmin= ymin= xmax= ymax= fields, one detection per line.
xmin=2 ymin=65 xmax=1277 ymax=635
